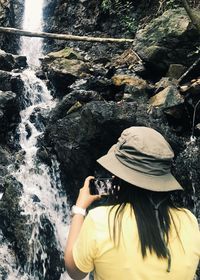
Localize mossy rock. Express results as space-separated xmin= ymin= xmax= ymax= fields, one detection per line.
xmin=47 ymin=47 xmax=83 ymax=60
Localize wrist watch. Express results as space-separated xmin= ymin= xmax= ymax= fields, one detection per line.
xmin=71 ymin=205 xmax=86 ymax=217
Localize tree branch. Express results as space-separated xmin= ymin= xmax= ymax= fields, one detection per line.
xmin=0 ymin=26 xmax=134 ymax=44
xmin=181 ymin=0 xmax=200 ymax=32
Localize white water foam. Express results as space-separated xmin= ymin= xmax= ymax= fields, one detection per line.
xmin=20 ymin=0 xmax=44 ymax=66
xmin=12 ymin=68 xmax=71 ymax=279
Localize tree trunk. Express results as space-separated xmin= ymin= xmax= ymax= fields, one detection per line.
xmin=181 ymin=0 xmax=200 ymax=32
xmin=0 ymin=26 xmax=134 ymax=44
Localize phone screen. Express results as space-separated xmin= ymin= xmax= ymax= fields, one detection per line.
xmin=89 ymin=178 xmax=113 ymax=195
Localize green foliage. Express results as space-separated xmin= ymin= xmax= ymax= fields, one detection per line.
xmin=101 ymin=0 xmax=136 ymax=34
xmin=101 ymin=0 xmax=112 ymax=11
xmin=101 ymin=0 xmax=133 ymax=14
xmin=122 ymin=16 xmax=137 ymax=34
xmin=164 ymin=0 xmax=181 ymax=9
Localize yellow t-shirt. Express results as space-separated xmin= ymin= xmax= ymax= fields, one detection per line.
xmin=73 ymin=204 xmax=200 ymax=280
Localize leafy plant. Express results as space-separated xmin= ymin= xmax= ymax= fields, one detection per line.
xmin=101 ymin=0 xmax=136 ymax=33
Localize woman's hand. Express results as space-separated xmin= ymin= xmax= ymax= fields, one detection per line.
xmin=75 ymin=176 xmax=101 ymax=209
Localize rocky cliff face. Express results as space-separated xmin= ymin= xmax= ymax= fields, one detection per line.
xmin=42 ymin=0 xmax=127 ymax=56
xmin=0 ymin=0 xmax=23 ymax=53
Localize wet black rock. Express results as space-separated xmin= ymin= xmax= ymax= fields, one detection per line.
xmin=0 ymin=90 xmax=17 ymax=110
xmin=35 ymin=69 xmax=47 ymax=80
xmin=174 ymin=139 xmax=200 ymax=221
xmin=49 ymin=89 xmax=102 ymax=123
xmin=44 ymin=101 xmax=138 ymax=201
xmin=0 ymin=70 xmax=25 ymax=99
xmin=0 ymin=90 xmax=21 ymax=142
xmin=0 ymin=145 xmax=12 ymax=177
xmin=0 ymin=266 xmax=7 ymax=280
xmin=0 ymin=51 xmax=26 ymax=142
xmin=37 ymin=215 xmax=64 ymax=280
xmin=84 ymin=77 xmax=120 ymax=101
xmin=0 ymin=51 xmax=15 ymax=71
xmin=0 ymin=176 xmax=29 ymax=266
xmin=0 ymin=70 xmax=13 ymax=91
xmin=29 ymin=107 xmax=51 ymax=132
xmin=0 ymin=0 xmax=24 ymax=53
xmin=11 ymin=74 xmax=25 ymax=97
xmin=0 ymin=176 xmax=5 ymax=192
xmin=0 ymin=50 xmax=27 ymax=71
xmin=46 ymin=69 xmax=77 ymax=97
xmin=13 ymin=54 xmax=27 ymax=69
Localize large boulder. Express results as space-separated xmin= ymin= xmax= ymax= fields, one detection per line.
xmin=41 ymin=48 xmax=91 ymax=97
xmin=0 ymin=70 xmax=25 ymax=95
xmin=0 ymin=90 xmax=20 ymax=141
xmin=48 ymin=89 xmax=102 ymax=123
xmin=133 ymin=8 xmax=200 ymax=75
xmin=149 ymin=85 xmax=184 ymax=109
xmin=112 ymin=74 xmax=152 ymax=102
xmin=0 ymin=50 xmax=27 ymax=71
xmin=44 ymin=101 xmax=137 ymax=201
xmin=0 ymin=70 xmax=13 ymax=91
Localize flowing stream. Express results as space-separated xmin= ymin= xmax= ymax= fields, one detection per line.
xmin=2 ymin=0 xmax=73 ymax=279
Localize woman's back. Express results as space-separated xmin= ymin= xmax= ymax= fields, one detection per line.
xmin=73 ymin=204 xmax=200 ymax=280
xmin=65 ymin=127 xmax=200 ymax=280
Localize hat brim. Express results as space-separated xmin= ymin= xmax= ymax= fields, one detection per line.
xmin=97 ymin=151 xmax=183 ymax=192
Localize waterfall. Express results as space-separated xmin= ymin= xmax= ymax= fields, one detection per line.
xmin=20 ymin=0 xmax=44 ymax=66
xmin=4 ymin=1 xmax=73 ymax=279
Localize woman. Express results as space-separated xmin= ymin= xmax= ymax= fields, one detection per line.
xmin=65 ymin=126 xmax=200 ymax=280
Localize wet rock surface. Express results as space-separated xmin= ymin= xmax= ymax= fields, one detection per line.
xmin=0 ymin=0 xmax=23 ymax=53
xmin=0 ymin=176 xmax=28 ymax=265
xmin=0 ymin=50 xmax=27 ymax=142
xmin=0 ymin=50 xmax=27 ymax=71
xmin=44 ymin=101 xmax=138 ymax=201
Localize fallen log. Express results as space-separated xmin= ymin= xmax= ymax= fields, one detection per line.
xmin=0 ymin=26 xmax=134 ymax=44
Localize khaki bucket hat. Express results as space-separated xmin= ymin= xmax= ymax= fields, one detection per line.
xmin=97 ymin=126 xmax=183 ymax=192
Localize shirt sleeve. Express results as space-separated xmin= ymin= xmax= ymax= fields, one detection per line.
xmin=72 ymin=212 xmax=97 ymax=273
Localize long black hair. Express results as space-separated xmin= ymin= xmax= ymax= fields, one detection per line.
xmin=107 ymin=178 xmax=183 ymax=272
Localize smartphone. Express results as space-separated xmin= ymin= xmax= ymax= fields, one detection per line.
xmin=89 ymin=178 xmax=113 ymax=195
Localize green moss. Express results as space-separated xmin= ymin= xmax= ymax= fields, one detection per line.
xmin=47 ymin=47 xmax=82 ymax=60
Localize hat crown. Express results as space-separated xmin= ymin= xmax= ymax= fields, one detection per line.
xmin=97 ymin=126 xmax=182 ymax=191
xmin=118 ymin=127 xmax=174 ymax=160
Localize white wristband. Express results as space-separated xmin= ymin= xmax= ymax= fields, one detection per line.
xmin=71 ymin=205 xmax=86 ymax=217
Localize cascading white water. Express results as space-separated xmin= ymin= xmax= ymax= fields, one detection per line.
xmin=6 ymin=1 xmax=73 ymax=279
xmin=20 ymin=0 xmax=44 ymax=66
xmin=14 ymin=70 xmax=70 ymax=277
